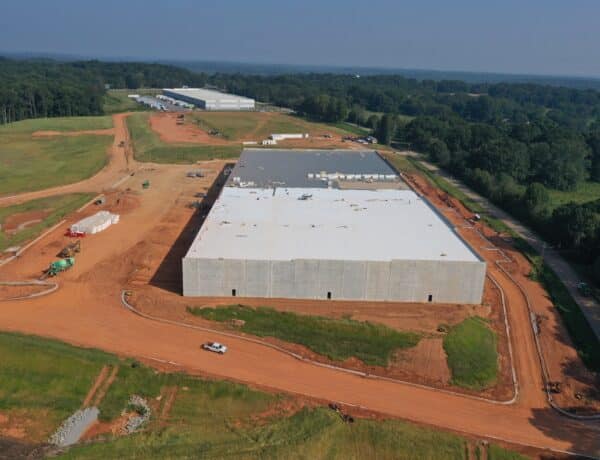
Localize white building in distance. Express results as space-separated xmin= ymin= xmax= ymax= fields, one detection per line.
xmin=162 ymin=88 xmax=255 ymax=110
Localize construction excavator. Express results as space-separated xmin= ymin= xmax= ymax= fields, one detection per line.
xmin=58 ymin=240 xmax=81 ymax=258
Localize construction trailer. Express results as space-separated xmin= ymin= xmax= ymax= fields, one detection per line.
xmin=182 ymin=149 xmax=486 ymax=304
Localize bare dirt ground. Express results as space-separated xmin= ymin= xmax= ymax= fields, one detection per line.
xmin=149 ymin=112 xmax=355 ymax=150
xmin=0 ymin=115 xmax=598 ymax=457
xmin=0 ymin=283 xmax=53 ymax=300
xmin=405 ymin=172 xmax=600 ymax=413
xmin=31 ymin=129 xmax=115 ymax=138
xmin=150 ymin=112 xmax=230 ymax=145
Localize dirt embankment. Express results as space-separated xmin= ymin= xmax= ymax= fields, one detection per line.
xmin=405 ymin=172 xmax=600 ymax=413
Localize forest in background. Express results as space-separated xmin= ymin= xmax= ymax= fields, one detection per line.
xmin=1 ymin=57 xmax=598 ymax=282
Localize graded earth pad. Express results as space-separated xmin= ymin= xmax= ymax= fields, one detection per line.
xmin=0 ymin=119 xmax=598 ymax=456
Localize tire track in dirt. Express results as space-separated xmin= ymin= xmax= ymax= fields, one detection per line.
xmin=92 ymin=366 xmax=119 ymax=407
xmin=82 ymin=365 xmax=109 ymax=408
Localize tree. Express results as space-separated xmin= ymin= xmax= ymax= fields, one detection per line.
xmin=523 ymin=182 xmax=551 ymax=220
xmin=375 ymin=114 xmax=394 ymax=145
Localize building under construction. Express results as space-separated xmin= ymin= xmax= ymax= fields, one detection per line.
xmin=182 ymin=149 xmax=486 ymax=304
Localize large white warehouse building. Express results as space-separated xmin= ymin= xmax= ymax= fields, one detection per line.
xmin=162 ymin=88 xmax=255 ymax=110
xmin=182 ymin=149 xmax=486 ymax=304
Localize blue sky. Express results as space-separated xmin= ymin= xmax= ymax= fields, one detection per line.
xmin=1 ymin=0 xmax=599 ymax=77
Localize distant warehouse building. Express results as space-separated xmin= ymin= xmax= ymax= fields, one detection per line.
xmin=162 ymin=88 xmax=255 ymax=110
xmin=182 ymin=149 xmax=486 ymax=304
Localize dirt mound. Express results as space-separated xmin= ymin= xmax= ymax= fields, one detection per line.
xmin=394 ymin=337 xmax=451 ymax=384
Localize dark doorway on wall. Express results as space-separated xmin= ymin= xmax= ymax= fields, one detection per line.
xmin=232 ymin=289 xmax=237 ymax=297
xmin=327 ymin=291 xmax=332 ymax=300
xmin=428 ymin=294 xmax=433 ymax=302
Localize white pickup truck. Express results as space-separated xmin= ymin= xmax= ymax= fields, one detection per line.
xmin=202 ymin=342 xmax=228 ymax=354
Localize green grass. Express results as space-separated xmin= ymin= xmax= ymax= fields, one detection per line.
xmin=327 ymin=121 xmax=371 ymax=136
xmin=126 ymin=112 xmax=241 ymax=163
xmin=0 ymin=332 xmax=111 ymax=441
xmin=488 ymin=444 xmax=529 ymax=460
xmin=102 ymin=91 xmax=148 ymax=114
xmin=190 ymin=111 xmax=357 ymax=141
xmin=188 ymin=304 xmax=420 ymax=366
xmin=59 ymin=407 xmax=472 ymax=460
xmin=528 ymin=255 xmax=600 ymax=371
xmin=0 ymin=116 xmax=113 ymax=134
xmin=0 ymin=331 xmax=528 ymax=459
xmin=547 ymin=181 xmax=600 ymax=208
xmin=0 ymin=117 xmax=113 ymax=195
xmin=380 ymin=151 xmax=419 ymax=174
xmin=415 ymin=157 xmax=600 ymax=374
xmin=98 ymin=360 xmax=275 ymax=422
xmin=0 ymin=193 xmax=94 ymax=252
xmin=443 ymin=317 xmax=498 ymax=389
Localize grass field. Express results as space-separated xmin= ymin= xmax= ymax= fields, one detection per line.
xmin=103 ymin=91 xmax=149 ymax=114
xmin=0 ymin=332 xmax=110 ymax=441
xmin=188 ymin=304 xmax=420 ymax=366
xmin=547 ymin=181 xmax=600 ymax=208
xmin=0 ymin=117 xmax=113 ymax=195
xmin=0 ymin=193 xmax=94 ymax=252
xmin=487 ymin=444 xmax=528 ymax=460
xmin=0 ymin=116 xmax=113 ymax=133
xmin=443 ymin=317 xmax=498 ymax=389
xmin=0 ymin=331 xmax=527 ymax=459
xmin=190 ymin=111 xmax=355 ymax=141
xmin=127 ymin=112 xmax=241 ymax=163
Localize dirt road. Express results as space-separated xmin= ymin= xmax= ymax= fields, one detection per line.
xmin=0 ymin=113 xmax=135 ymax=207
xmin=415 ymin=156 xmax=600 ymax=343
xmin=0 ymin=123 xmax=598 ymax=456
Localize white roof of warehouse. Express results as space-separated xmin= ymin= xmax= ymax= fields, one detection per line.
xmin=185 ymin=187 xmax=480 ymax=262
xmin=163 ymin=88 xmax=254 ymax=103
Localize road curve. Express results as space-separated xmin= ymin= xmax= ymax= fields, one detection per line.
xmin=0 ymin=113 xmax=136 ymax=206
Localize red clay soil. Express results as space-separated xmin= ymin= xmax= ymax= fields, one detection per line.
xmin=82 ymin=366 xmax=110 ymax=408
xmin=149 ymin=111 xmax=354 ymax=149
xmin=0 ymin=283 xmax=53 ymax=301
xmin=149 ymin=113 xmax=230 ymax=145
xmin=2 ymin=210 xmax=49 ymax=234
xmin=0 ymin=123 xmax=598 ymax=455
xmin=406 ymin=172 xmax=600 ymax=413
xmin=31 ymin=129 xmax=115 ymax=138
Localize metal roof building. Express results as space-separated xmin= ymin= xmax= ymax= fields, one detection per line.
xmin=162 ymin=88 xmax=255 ymax=111
xmin=182 ymin=149 xmax=486 ymax=304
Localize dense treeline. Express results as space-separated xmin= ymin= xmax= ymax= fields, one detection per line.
xmin=1 ymin=58 xmax=599 ymax=280
xmin=206 ymin=73 xmax=600 ymax=278
xmin=0 ymin=58 xmax=206 ymax=124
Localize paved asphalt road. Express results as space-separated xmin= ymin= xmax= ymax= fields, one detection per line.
xmin=402 ymin=152 xmax=600 ymax=342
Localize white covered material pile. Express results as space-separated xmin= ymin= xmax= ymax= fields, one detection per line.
xmin=70 ymin=211 xmax=119 ymax=235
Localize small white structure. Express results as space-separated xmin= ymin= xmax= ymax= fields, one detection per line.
xmin=270 ymin=133 xmax=309 ymax=141
xmin=127 ymin=94 xmax=140 ymax=99
xmin=70 ymin=211 xmax=119 ymax=235
xmin=261 ymin=139 xmax=277 ymax=146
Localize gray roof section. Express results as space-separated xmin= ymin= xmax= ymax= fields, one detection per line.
xmin=227 ymin=149 xmax=398 ymax=188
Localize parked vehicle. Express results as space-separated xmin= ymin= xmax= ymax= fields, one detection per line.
xmin=202 ymin=342 xmax=228 ymax=354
